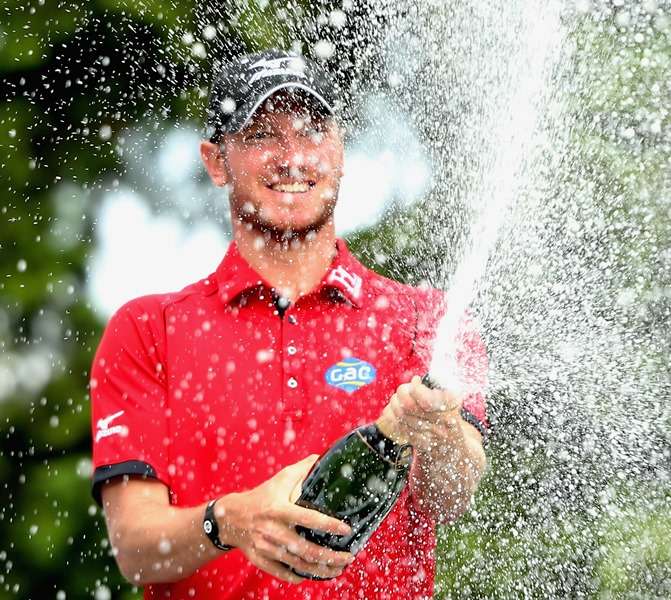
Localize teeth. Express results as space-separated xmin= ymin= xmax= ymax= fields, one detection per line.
xmin=270 ymin=182 xmax=310 ymax=193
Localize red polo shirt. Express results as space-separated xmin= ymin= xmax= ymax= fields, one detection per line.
xmin=90 ymin=239 xmax=488 ymax=600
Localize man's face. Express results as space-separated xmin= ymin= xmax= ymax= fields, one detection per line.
xmin=221 ymin=92 xmax=344 ymax=240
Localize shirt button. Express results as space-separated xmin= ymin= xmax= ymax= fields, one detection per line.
xmin=287 ymin=377 xmax=298 ymax=389
xmin=287 ymin=345 xmax=297 ymax=356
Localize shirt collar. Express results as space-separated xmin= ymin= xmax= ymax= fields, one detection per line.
xmin=320 ymin=239 xmax=364 ymax=307
xmin=215 ymin=238 xmax=365 ymax=308
xmin=215 ymin=242 xmax=267 ymax=305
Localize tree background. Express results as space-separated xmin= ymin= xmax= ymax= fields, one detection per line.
xmin=0 ymin=1 xmax=669 ymax=598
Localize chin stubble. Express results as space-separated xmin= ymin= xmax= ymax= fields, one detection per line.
xmin=232 ymin=192 xmax=338 ymax=243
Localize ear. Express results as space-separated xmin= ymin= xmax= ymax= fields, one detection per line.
xmin=200 ymin=140 xmax=229 ymax=187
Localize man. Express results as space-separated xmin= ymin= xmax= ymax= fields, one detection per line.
xmin=90 ymin=49 xmax=489 ymax=599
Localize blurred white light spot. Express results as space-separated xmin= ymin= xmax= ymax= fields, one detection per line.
xmin=87 ymin=189 xmax=227 ymax=317
xmin=76 ymin=458 xmax=94 ymax=478
xmin=94 ymin=585 xmax=111 ymax=600
xmin=329 ymin=10 xmax=347 ymax=28
xmin=202 ymin=25 xmax=217 ymax=40
xmin=314 ymin=40 xmax=335 ymax=60
xmin=191 ymin=42 xmax=207 ymax=59
xmin=256 ymin=349 xmax=274 ymax=363
xmin=221 ymin=97 xmax=236 ymax=114
xmin=283 ymin=427 xmax=296 ymax=446
xmin=158 ymin=129 xmax=200 ymax=184
xmin=99 ymin=125 xmax=112 ymax=141
xmin=614 ymin=11 xmax=631 ymax=27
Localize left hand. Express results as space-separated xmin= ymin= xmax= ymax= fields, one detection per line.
xmin=380 ymin=375 xmax=466 ymax=455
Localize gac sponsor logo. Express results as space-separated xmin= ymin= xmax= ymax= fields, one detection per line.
xmin=325 ymin=357 xmax=377 ymax=394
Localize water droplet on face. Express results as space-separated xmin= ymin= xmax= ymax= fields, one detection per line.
xmin=158 ymin=538 xmax=172 ymax=555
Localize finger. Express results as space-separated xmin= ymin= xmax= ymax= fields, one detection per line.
xmin=412 ymin=379 xmax=463 ymax=413
xmin=396 ymin=383 xmax=428 ymax=417
xmin=251 ymin=551 xmax=308 ymax=584
xmin=285 ymin=555 xmax=345 ymax=580
xmin=286 ymin=536 xmax=354 ymax=569
xmin=283 ymin=504 xmax=352 ymax=537
xmin=282 ymin=454 xmax=320 ymax=481
xmin=261 ymin=521 xmax=355 ymax=568
xmin=281 ymin=455 xmax=320 ymax=503
xmin=255 ymin=535 xmax=345 ymax=579
xmin=401 ymin=413 xmax=441 ymax=432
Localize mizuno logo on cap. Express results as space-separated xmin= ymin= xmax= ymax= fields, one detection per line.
xmin=248 ymin=57 xmax=307 ymax=85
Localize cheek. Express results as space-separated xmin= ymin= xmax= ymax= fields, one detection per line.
xmin=314 ymin=149 xmax=342 ymax=177
xmin=228 ymin=153 xmax=265 ymax=183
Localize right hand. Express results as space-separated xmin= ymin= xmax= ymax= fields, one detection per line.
xmin=217 ymin=455 xmax=355 ymax=583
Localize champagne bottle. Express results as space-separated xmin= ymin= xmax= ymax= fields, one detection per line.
xmin=290 ymin=419 xmax=413 ymax=580
xmin=289 ymin=375 xmax=443 ymax=580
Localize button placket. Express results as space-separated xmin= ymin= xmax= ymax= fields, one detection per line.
xmin=282 ymin=309 xmax=304 ymax=419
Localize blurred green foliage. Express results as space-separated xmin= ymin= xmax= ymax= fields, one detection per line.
xmin=0 ymin=1 xmax=669 ymax=599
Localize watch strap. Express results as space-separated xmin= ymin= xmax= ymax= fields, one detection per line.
xmin=203 ymin=499 xmax=234 ymax=551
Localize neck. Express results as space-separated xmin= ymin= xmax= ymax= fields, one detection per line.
xmin=232 ymin=220 xmax=338 ymax=301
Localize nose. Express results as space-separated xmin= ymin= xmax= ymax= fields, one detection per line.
xmin=275 ymin=135 xmax=306 ymax=178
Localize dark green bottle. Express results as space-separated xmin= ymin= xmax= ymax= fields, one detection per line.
xmin=291 ymin=422 xmax=413 ymax=580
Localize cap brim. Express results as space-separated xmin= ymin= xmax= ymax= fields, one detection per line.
xmin=227 ymin=82 xmax=335 ymax=133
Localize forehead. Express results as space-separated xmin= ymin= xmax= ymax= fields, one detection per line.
xmin=246 ymin=89 xmax=330 ymax=126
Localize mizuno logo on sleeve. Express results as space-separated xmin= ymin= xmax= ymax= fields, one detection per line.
xmin=95 ymin=410 xmax=128 ymax=442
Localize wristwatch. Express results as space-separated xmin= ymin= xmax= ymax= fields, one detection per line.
xmin=203 ymin=498 xmax=234 ymax=552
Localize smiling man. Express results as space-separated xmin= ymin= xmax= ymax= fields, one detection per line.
xmin=90 ymin=49 xmax=489 ymax=600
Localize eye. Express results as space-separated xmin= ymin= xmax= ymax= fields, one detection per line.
xmin=302 ymin=125 xmax=325 ymax=141
xmin=244 ymin=129 xmax=273 ymax=142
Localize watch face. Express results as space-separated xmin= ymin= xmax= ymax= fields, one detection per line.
xmin=204 ymin=520 xmax=213 ymax=534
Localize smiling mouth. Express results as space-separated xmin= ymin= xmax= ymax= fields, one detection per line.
xmin=267 ymin=181 xmax=316 ymax=193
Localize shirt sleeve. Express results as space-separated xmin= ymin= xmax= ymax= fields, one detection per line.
xmin=90 ymin=297 xmax=171 ymax=506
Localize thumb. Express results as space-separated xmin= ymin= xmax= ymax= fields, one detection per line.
xmin=285 ymin=453 xmax=320 ymax=477
xmin=281 ymin=454 xmax=320 ymax=502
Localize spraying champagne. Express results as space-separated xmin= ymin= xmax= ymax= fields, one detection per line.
xmin=289 ymin=374 xmax=442 ymax=580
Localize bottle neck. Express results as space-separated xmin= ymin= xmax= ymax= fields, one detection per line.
xmin=359 ymin=423 xmax=413 ymax=469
